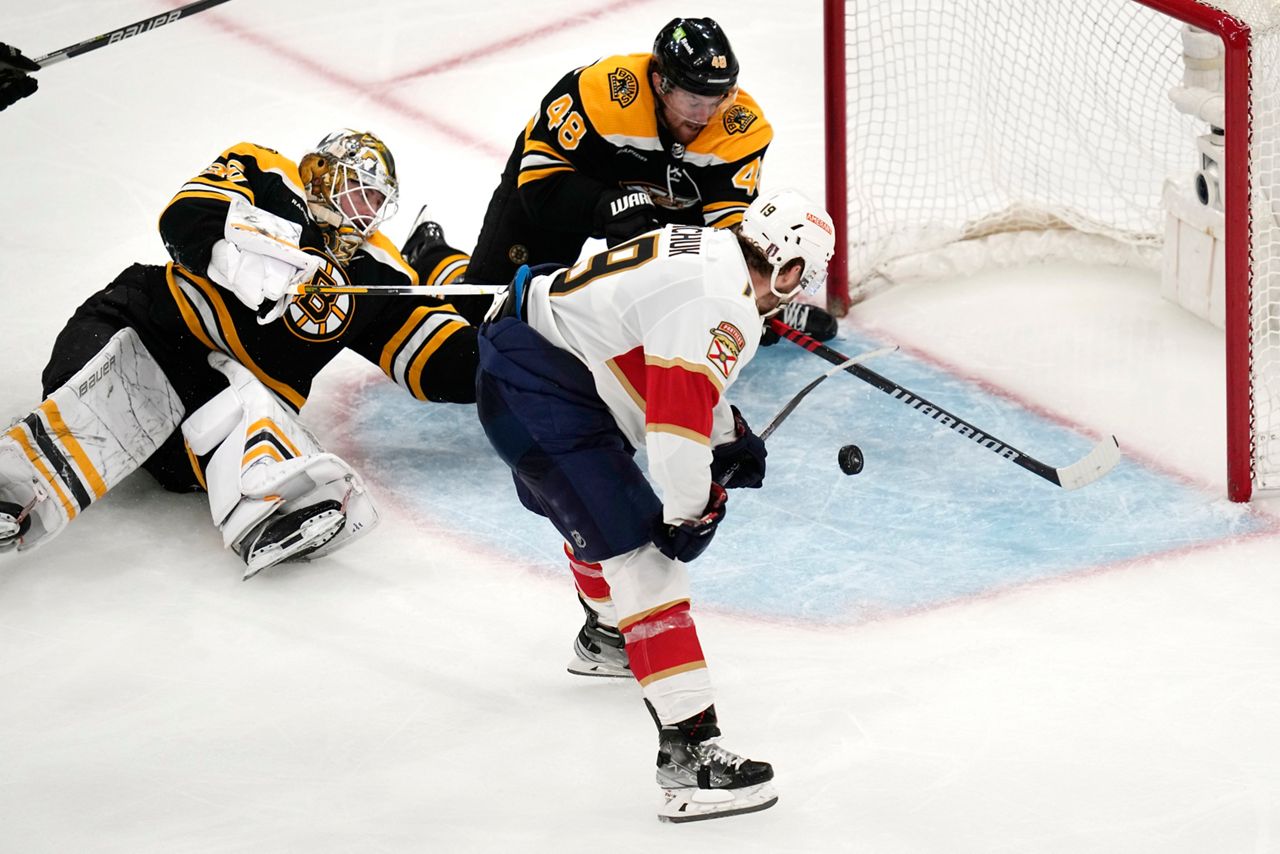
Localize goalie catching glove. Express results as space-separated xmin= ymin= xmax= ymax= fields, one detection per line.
xmin=207 ymin=197 xmax=326 ymax=323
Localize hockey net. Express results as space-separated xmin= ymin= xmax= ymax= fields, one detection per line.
xmin=824 ymin=0 xmax=1280 ymax=501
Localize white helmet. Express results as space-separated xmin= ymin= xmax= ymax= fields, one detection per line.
xmin=299 ymin=129 xmax=400 ymax=262
xmin=738 ymin=188 xmax=836 ymax=307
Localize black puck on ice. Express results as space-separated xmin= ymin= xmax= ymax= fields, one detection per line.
xmin=837 ymin=444 xmax=864 ymax=476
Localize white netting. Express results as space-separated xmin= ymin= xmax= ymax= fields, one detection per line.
xmin=1238 ymin=0 xmax=1280 ymax=489
xmin=838 ymin=0 xmax=1280 ymax=496
xmin=842 ymin=0 xmax=1198 ymax=293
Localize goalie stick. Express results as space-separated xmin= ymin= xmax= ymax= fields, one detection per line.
xmin=717 ymin=345 xmax=896 ymax=486
xmin=34 ymin=0 xmax=233 ymax=68
xmin=292 ymin=282 xmax=508 ymax=297
xmin=768 ymin=318 xmax=1121 ymax=490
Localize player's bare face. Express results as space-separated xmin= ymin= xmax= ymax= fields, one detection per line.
xmin=335 ymin=181 xmax=388 ymax=233
xmin=653 ymin=76 xmax=736 ymax=145
xmin=753 ymin=265 xmax=804 ymax=316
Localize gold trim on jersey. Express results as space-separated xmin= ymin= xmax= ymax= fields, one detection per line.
xmin=517 ymin=164 xmax=575 ymax=188
xmin=683 ymin=89 xmax=772 ymax=165
xmin=702 ymin=200 xmax=748 ymax=229
xmin=165 ymin=264 xmax=307 ymax=410
xmin=426 ymin=252 xmax=469 ymax=286
xmin=362 ymin=231 xmax=419 ymax=283
xmin=643 ymin=353 xmax=726 ymax=394
xmin=577 ymin=54 xmax=659 ymax=141
xmin=605 ymin=358 xmax=646 ymax=410
xmin=378 ymin=305 xmax=469 ymax=401
xmin=645 ymin=423 xmax=712 ymax=445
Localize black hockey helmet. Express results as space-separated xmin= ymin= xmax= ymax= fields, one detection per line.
xmin=651 ymin=17 xmax=739 ymax=97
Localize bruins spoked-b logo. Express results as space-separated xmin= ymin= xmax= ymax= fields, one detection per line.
xmin=285 ymin=253 xmax=355 ymax=342
xmin=608 ymin=67 xmax=640 ymax=108
xmin=723 ymin=105 xmax=758 ymax=135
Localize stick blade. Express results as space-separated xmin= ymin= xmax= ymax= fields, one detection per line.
xmin=1054 ymin=435 xmax=1121 ymax=490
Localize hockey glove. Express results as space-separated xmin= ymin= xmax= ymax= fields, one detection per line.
xmin=710 ymin=406 xmax=767 ymax=489
xmin=651 ymin=483 xmax=728 ymax=563
xmin=0 ymin=44 xmax=38 ymax=112
xmin=594 ymin=190 xmax=660 ymax=246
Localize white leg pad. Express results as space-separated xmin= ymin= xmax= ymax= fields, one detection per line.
xmin=1 ymin=328 xmax=183 ymax=553
xmin=182 ymin=352 xmax=378 ymax=562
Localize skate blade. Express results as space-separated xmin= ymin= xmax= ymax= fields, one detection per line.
xmin=243 ymin=510 xmax=345 ymax=579
xmin=657 ymin=781 xmax=778 ymax=823
xmin=566 ymin=657 xmax=631 ymax=678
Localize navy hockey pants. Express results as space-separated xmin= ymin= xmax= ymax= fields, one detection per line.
xmin=475 ymin=317 xmax=662 ymax=564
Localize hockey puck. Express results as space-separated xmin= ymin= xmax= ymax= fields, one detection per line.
xmin=837 ymin=444 xmax=864 ymax=476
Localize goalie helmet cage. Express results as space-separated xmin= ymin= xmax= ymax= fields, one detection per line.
xmin=823 ymin=0 xmax=1280 ymax=502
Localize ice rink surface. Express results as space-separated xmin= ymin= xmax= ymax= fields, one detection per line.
xmin=3 ymin=1 xmax=1280 ymax=851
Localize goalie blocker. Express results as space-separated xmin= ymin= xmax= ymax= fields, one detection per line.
xmin=0 ymin=328 xmax=376 ymax=575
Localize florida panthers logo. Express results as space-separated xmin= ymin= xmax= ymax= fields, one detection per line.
xmin=723 ymin=105 xmax=758 ymax=135
xmin=608 ymin=67 xmax=640 ymax=108
xmin=284 ymin=254 xmax=355 ymax=342
xmin=706 ymin=321 xmax=746 ymax=380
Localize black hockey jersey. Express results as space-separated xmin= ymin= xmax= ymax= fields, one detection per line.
xmin=469 ymin=53 xmax=772 ymax=284
xmin=156 ymin=141 xmax=476 ymax=410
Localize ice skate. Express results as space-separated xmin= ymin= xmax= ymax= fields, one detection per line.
xmin=567 ymin=595 xmax=631 ymax=678
xmin=400 ymin=206 xmax=448 ymax=270
xmin=780 ymin=300 xmax=838 ymax=342
xmin=655 ymin=716 xmax=777 ymax=823
xmin=0 ymin=499 xmax=31 ymax=553
xmin=237 ymin=499 xmax=345 ymax=579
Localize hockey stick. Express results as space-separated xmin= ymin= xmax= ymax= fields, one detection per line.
xmin=716 ymin=345 xmax=896 ymax=486
xmin=292 ymin=282 xmax=507 ymax=297
xmin=34 ymin=0 xmax=233 ymax=68
xmin=768 ymin=318 xmax=1121 ymax=490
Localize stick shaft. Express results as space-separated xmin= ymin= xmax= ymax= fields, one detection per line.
xmin=768 ymin=318 xmax=1119 ymax=490
xmin=294 ymin=283 xmax=507 ymax=297
xmin=35 ymin=0 xmax=234 ymax=67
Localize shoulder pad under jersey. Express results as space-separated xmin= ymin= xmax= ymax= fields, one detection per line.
xmin=574 ymin=53 xmax=661 ymax=146
xmin=684 ymin=89 xmax=773 ymax=166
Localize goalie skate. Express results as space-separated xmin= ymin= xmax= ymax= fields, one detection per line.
xmin=0 ymin=499 xmax=32 ymax=553
xmin=655 ymin=732 xmax=777 ymax=823
xmin=237 ymin=500 xmax=345 ymax=579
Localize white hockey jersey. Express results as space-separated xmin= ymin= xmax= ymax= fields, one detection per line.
xmin=524 ymin=224 xmax=763 ymax=524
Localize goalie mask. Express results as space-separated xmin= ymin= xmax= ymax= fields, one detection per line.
xmin=738 ymin=188 xmax=836 ymax=314
xmin=300 ymin=129 xmax=399 ymax=262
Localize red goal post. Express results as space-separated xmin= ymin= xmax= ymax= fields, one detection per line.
xmin=823 ymin=0 xmax=1280 ymax=501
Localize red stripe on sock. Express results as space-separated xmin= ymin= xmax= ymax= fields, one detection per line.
xmin=623 ymin=602 xmax=705 ymax=683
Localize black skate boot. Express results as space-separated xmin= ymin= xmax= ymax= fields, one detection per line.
xmin=400 ymin=206 xmax=448 ymax=271
xmin=567 ymin=594 xmax=631 ymax=678
xmin=0 ymin=499 xmax=32 ymax=553
xmin=780 ymin=300 xmax=839 ymax=341
xmin=237 ymin=500 xmax=345 ymax=579
xmin=655 ymin=705 xmax=777 ymax=823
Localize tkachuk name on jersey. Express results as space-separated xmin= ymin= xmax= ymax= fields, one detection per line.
xmin=888 ymin=389 xmax=1022 ymax=460
xmin=108 ymin=11 xmax=182 ymax=45
xmin=668 ymin=225 xmax=704 ymax=255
